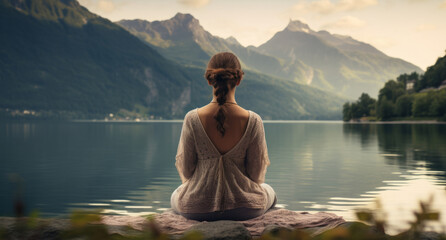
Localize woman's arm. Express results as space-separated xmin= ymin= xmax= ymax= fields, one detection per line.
xmin=245 ymin=115 xmax=270 ymax=184
xmin=175 ymin=113 xmax=198 ymax=183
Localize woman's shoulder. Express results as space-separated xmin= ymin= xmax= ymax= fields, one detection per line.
xmin=182 ymin=108 xmax=198 ymax=125
xmin=184 ymin=108 xmax=197 ymax=118
xmin=248 ymin=110 xmax=263 ymax=123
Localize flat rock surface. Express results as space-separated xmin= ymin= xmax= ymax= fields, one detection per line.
xmin=186 ymin=221 xmax=251 ymax=240
xmin=152 ymin=208 xmax=345 ymax=236
xmin=1 ymin=209 xmax=346 ymax=238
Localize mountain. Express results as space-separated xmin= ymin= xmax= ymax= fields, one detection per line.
xmin=0 ymin=0 xmax=346 ymax=120
xmin=118 ymin=15 xmax=422 ymax=99
xmin=256 ymin=20 xmax=423 ymax=98
xmin=117 ymin=14 xmax=313 ymax=84
xmin=0 ymin=0 xmax=194 ymax=118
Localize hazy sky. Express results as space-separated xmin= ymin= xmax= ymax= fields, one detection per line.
xmin=78 ymin=0 xmax=446 ymax=70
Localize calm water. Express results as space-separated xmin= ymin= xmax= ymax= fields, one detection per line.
xmin=1 ymin=121 xmax=446 ymax=233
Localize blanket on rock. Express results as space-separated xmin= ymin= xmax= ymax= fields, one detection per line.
xmin=102 ymin=209 xmax=345 ymax=237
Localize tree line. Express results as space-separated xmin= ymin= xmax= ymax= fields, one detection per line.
xmin=343 ymin=53 xmax=446 ymax=121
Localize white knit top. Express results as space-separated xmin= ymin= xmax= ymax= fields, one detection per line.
xmin=174 ymin=108 xmax=270 ymax=213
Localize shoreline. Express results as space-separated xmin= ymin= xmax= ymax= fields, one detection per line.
xmin=345 ymin=120 xmax=446 ymax=124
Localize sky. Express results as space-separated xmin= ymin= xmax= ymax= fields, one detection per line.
xmin=78 ymin=0 xmax=446 ymax=70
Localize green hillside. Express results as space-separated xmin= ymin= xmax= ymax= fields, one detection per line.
xmin=0 ymin=0 xmax=191 ymax=119
xmin=343 ymin=53 xmax=446 ymax=121
xmin=0 ymin=0 xmax=346 ymax=120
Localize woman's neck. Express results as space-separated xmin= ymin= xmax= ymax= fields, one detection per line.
xmin=211 ymin=89 xmax=237 ymax=103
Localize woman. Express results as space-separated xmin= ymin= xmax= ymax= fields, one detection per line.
xmin=170 ymin=52 xmax=276 ymax=221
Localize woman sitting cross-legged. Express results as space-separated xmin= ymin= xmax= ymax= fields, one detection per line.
xmin=170 ymin=52 xmax=276 ymax=221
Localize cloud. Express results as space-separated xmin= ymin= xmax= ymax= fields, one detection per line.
xmin=416 ymin=24 xmax=437 ymax=32
xmin=323 ymin=16 xmax=366 ymax=29
xmin=178 ymin=0 xmax=210 ymax=8
xmin=97 ymin=0 xmax=115 ymax=13
xmin=368 ymin=37 xmax=396 ymax=50
xmin=293 ymin=0 xmax=377 ymax=15
xmin=441 ymin=0 xmax=446 ymax=8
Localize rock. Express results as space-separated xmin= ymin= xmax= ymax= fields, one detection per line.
xmin=261 ymin=224 xmax=293 ymax=236
xmin=419 ymin=231 xmax=442 ymax=240
xmin=0 ymin=217 xmax=65 ymax=240
xmin=395 ymin=230 xmax=442 ymax=240
xmin=185 ymin=220 xmax=251 ymax=240
xmin=155 ymin=208 xmax=346 ymax=236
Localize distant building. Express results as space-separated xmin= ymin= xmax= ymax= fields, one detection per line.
xmin=406 ymin=80 xmax=415 ymax=90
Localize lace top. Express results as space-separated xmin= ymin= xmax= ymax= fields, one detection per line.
xmin=174 ymin=108 xmax=270 ymax=213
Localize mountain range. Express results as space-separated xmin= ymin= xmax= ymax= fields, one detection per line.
xmin=0 ymin=0 xmax=346 ymax=120
xmin=117 ymin=13 xmax=422 ymax=99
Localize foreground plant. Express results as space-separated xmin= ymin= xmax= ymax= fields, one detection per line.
xmin=1 ymin=198 xmax=445 ymax=240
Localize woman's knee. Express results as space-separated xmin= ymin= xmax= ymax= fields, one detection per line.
xmin=170 ymin=187 xmax=180 ymax=213
xmin=260 ymin=183 xmax=276 ymax=210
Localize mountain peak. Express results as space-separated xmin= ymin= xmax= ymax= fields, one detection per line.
xmin=1 ymin=0 xmax=99 ymax=27
xmin=286 ymin=19 xmax=312 ymax=33
xmin=167 ymin=12 xmax=203 ymax=33
xmin=172 ymin=13 xmax=197 ymax=23
xmin=4 ymin=0 xmax=82 ymax=11
xmin=225 ymin=36 xmax=241 ymax=46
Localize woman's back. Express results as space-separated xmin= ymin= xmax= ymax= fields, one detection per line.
xmin=174 ymin=108 xmax=269 ymax=214
xmin=197 ymin=104 xmax=249 ymax=155
xmin=170 ymin=52 xmax=276 ymax=221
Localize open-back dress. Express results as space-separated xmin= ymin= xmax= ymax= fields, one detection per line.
xmin=172 ymin=108 xmax=273 ymax=214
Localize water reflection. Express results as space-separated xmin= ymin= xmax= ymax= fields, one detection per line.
xmin=342 ymin=124 xmax=377 ymax=147
xmin=0 ymin=121 xmax=182 ymax=216
xmin=344 ymin=123 xmax=446 ymax=173
xmin=0 ymin=121 xmax=445 ymax=234
xmin=343 ymin=123 xmax=446 ymax=233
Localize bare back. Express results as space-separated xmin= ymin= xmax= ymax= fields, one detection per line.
xmin=197 ymin=104 xmax=250 ymax=155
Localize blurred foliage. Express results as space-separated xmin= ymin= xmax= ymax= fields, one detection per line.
xmin=343 ymin=52 xmax=446 ymax=121
xmin=1 ymin=197 xmax=445 ymax=240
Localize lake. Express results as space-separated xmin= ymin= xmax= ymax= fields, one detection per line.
xmin=1 ymin=120 xmax=446 ymax=233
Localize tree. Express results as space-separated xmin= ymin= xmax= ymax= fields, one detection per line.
xmin=358 ymin=93 xmax=376 ymax=116
xmin=350 ymin=102 xmax=362 ymax=119
xmin=377 ymin=96 xmax=394 ymax=120
xmin=395 ymin=94 xmax=414 ymax=117
xmin=415 ymin=53 xmax=446 ymax=91
xmin=412 ymin=93 xmax=433 ymax=117
xmin=342 ymin=93 xmax=377 ymax=121
xmin=424 ymin=54 xmax=446 ymax=88
xmin=397 ymin=72 xmax=420 ymax=86
xmin=378 ymin=80 xmax=405 ymax=103
xmin=429 ymin=90 xmax=446 ymax=117
xmin=343 ymin=102 xmax=352 ymax=121
xmin=437 ymin=90 xmax=446 ymax=117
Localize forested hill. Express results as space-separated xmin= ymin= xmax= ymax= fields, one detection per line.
xmin=0 ymin=0 xmax=192 ymax=119
xmin=343 ymin=53 xmax=446 ymax=121
xmin=0 ymin=0 xmax=346 ymax=120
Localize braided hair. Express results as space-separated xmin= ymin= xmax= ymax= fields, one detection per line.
xmin=204 ymin=52 xmax=244 ymax=137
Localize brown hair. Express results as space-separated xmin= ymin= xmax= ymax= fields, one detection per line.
xmin=204 ymin=52 xmax=244 ymax=137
